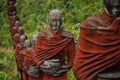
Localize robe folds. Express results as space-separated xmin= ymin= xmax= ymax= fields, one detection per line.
xmin=34 ymin=29 xmax=75 ymax=80
xmin=15 ymin=43 xmax=27 ymax=80
xmin=73 ymin=10 xmax=120 ymax=80
xmin=23 ymin=47 xmax=42 ymax=80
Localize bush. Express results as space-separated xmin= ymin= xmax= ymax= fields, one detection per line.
xmin=0 ymin=72 xmax=12 ymax=80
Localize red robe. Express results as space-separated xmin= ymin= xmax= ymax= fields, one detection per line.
xmin=23 ymin=47 xmax=42 ymax=80
xmin=73 ymin=10 xmax=120 ymax=80
xmin=34 ymin=29 xmax=75 ymax=80
xmin=8 ymin=16 xmax=19 ymax=32
xmin=15 ymin=43 xmax=27 ymax=80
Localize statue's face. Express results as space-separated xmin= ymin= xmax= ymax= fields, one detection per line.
xmin=48 ymin=13 xmax=63 ymax=32
xmin=31 ymin=35 xmax=37 ymax=46
xmin=15 ymin=21 xmax=20 ymax=26
xmin=104 ymin=0 xmax=120 ymax=18
xmin=18 ymin=27 xmax=24 ymax=34
xmin=19 ymin=35 xmax=27 ymax=44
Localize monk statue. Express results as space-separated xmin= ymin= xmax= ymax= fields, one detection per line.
xmin=23 ymin=33 xmax=42 ymax=80
xmin=11 ymin=20 xmax=20 ymax=37
xmin=15 ymin=35 xmax=27 ymax=70
xmin=7 ymin=0 xmax=17 ymax=16
xmin=19 ymin=39 xmax=31 ymax=80
xmin=73 ymin=0 xmax=120 ymax=80
xmin=13 ymin=27 xmax=25 ymax=49
xmin=34 ymin=10 xmax=75 ymax=80
xmin=9 ymin=15 xmax=20 ymax=31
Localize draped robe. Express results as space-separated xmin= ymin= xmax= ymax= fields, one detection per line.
xmin=73 ymin=10 xmax=120 ymax=80
xmin=23 ymin=47 xmax=42 ymax=80
xmin=34 ymin=29 xmax=75 ymax=80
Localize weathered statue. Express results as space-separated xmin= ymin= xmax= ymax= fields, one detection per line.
xmin=7 ymin=0 xmax=17 ymax=16
xmin=9 ymin=15 xmax=20 ymax=31
xmin=15 ymin=36 xmax=28 ymax=80
xmin=73 ymin=0 xmax=120 ymax=80
xmin=20 ymin=39 xmax=31 ymax=80
xmin=11 ymin=21 xmax=20 ymax=37
xmin=34 ymin=10 xmax=75 ymax=80
xmin=13 ymin=27 xmax=25 ymax=49
xmin=23 ymin=34 xmax=42 ymax=80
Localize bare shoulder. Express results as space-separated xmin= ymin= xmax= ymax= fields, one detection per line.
xmin=62 ymin=30 xmax=73 ymax=38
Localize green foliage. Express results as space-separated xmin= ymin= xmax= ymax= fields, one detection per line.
xmin=0 ymin=49 xmax=20 ymax=80
xmin=0 ymin=0 xmax=103 ymax=79
xmin=0 ymin=72 xmax=11 ymax=80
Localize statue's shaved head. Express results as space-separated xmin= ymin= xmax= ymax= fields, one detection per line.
xmin=48 ymin=10 xmax=63 ymax=20
xmin=48 ymin=10 xmax=63 ymax=32
xmin=103 ymin=0 xmax=120 ymax=18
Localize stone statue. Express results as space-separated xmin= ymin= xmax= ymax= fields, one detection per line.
xmin=11 ymin=21 xmax=20 ymax=37
xmin=23 ymin=34 xmax=42 ymax=80
xmin=13 ymin=27 xmax=25 ymax=49
xmin=15 ymin=36 xmax=28 ymax=80
xmin=73 ymin=0 xmax=120 ymax=80
xmin=9 ymin=15 xmax=20 ymax=31
xmin=34 ymin=10 xmax=75 ymax=80
xmin=7 ymin=0 xmax=17 ymax=16
xmin=15 ymin=35 xmax=27 ymax=69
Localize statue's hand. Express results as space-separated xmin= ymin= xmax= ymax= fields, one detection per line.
xmin=26 ymin=66 xmax=39 ymax=78
xmin=40 ymin=59 xmax=60 ymax=75
xmin=49 ymin=65 xmax=70 ymax=77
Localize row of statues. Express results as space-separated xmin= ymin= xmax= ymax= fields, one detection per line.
xmin=7 ymin=0 xmax=120 ymax=80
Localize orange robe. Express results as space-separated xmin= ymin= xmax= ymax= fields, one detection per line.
xmin=73 ymin=10 xmax=120 ymax=80
xmin=34 ymin=29 xmax=75 ymax=80
xmin=15 ymin=44 xmax=27 ymax=80
xmin=8 ymin=16 xmax=20 ymax=32
xmin=23 ymin=47 xmax=42 ymax=80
